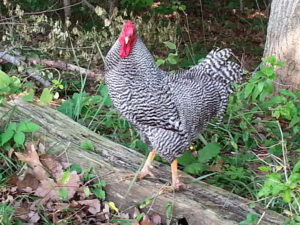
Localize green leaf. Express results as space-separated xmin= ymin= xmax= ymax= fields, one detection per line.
xmin=279 ymin=89 xmax=296 ymax=98
xmin=178 ymin=5 xmax=186 ymax=10
xmin=1 ymin=130 xmax=14 ymax=145
xmin=83 ymin=173 xmax=96 ymax=180
xmin=289 ymin=116 xmax=300 ymax=128
xmin=0 ymin=70 xmax=11 ymax=89
xmin=184 ymin=162 xmax=208 ymax=175
xmin=163 ymin=41 xmax=176 ymax=50
xmin=252 ymin=81 xmax=264 ymax=101
xmin=14 ymin=131 xmax=25 ymax=145
xmin=139 ymin=199 xmax=152 ymax=209
xmin=239 ymin=213 xmax=259 ymax=225
xmin=95 ymin=180 xmax=106 ymax=188
xmin=93 ymin=188 xmax=106 ymax=200
xmin=262 ymin=56 xmax=276 ymax=65
xmin=156 ymin=59 xmax=165 ymax=67
xmin=7 ymin=122 xmax=17 ymax=132
xmin=70 ymin=164 xmax=82 ymax=174
xmin=135 ymin=213 xmax=145 ymax=222
xmin=80 ymin=140 xmax=94 ymax=151
xmin=244 ymin=82 xmax=254 ymax=99
xmin=282 ymin=189 xmax=292 ymax=203
xmin=260 ymin=67 xmax=274 ymax=77
xmin=40 ymin=88 xmax=53 ymax=104
xmin=167 ymin=53 xmax=179 ymax=65
xmin=83 ymin=186 xmax=91 ymax=197
xmin=17 ymin=120 xmax=41 ymax=132
xmin=258 ymin=166 xmax=271 ymax=172
xmin=178 ymin=151 xmax=197 ymax=165
xmin=60 ymin=171 xmax=71 ymax=184
xmin=292 ymin=161 xmax=300 ymax=173
xmin=198 ymin=142 xmax=221 ymax=163
xmin=230 ymin=140 xmax=238 ymax=150
xmin=58 ymin=187 xmax=68 ymax=200
xmin=22 ymin=89 xmax=35 ymax=102
xmin=261 ymin=96 xmax=286 ymax=108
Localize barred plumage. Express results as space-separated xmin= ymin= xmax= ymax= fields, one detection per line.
xmin=105 ymin=22 xmax=243 ymax=164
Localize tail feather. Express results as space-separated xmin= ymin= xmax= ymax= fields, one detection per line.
xmin=201 ymin=48 xmax=243 ymax=124
xmin=201 ymin=48 xmax=243 ymax=91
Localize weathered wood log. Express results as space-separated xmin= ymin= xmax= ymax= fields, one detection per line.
xmin=0 ymin=99 xmax=287 ymax=225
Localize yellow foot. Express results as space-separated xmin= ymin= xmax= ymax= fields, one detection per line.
xmin=139 ymin=150 xmax=156 ymax=179
xmin=160 ymin=181 xmax=186 ymax=193
xmin=139 ymin=162 xmax=155 ymax=179
xmin=172 ymin=179 xmax=186 ymax=191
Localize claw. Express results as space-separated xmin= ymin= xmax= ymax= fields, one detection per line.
xmin=170 ymin=159 xmax=186 ymax=191
xmin=139 ymin=163 xmax=155 ymax=179
xmin=139 ymin=151 xmax=156 ymax=179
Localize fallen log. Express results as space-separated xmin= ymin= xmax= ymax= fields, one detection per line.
xmin=0 ymin=99 xmax=287 ymax=225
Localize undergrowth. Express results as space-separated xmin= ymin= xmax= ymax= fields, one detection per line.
xmin=57 ymin=55 xmax=300 ymax=223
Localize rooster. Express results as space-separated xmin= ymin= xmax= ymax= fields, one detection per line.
xmin=105 ymin=21 xmax=242 ymax=190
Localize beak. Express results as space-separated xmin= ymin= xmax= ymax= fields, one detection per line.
xmin=125 ymin=36 xmax=129 ymax=44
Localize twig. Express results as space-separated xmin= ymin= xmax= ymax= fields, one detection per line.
xmin=26 ymin=58 xmax=104 ymax=81
xmin=0 ymin=50 xmax=51 ymax=87
xmin=277 ymin=121 xmax=289 ymax=182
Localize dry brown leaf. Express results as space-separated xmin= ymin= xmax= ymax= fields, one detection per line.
xmin=14 ymin=201 xmax=40 ymax=223
xmin=150 ymin=213 xmax=162 ymax=224
xmin=14 ymin=203 xmax=30 ymax=220
xmin=131 ymin=222 xmax=140 ymax=225
xmin=38 ymin=142 xmax=46 ymax=154
xmin=8 ymin=148 xmax=14 ymax=158
xmin=40 ymin=154 xmax=63 ymax=179
xmin=15 ymin=143 xmax=47 ymax=180
xmin=78 ymin=199 xmax=101 ymax=214
xmin=28 ymin=211 xmax=40 ymax=223
xmin=16 ymin=171 xmax=40 ymax=191
xmin=141 ymin=215 xmax=155 ymax=225
xmin=119 ymin=212 xmax=130 ymax=219
xmin=35 ymin=171 xmax=80 ymax=202
xmin=132 ymin=207 xmax=140 ymax=219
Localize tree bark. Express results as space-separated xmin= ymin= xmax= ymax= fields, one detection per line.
xmin=63 ymin=0 xmax=71 ymax=20
xmin=0 ymin=99 xmax=287 ymax=225
xmin=264 ymin=0 xmax=300 ymax=92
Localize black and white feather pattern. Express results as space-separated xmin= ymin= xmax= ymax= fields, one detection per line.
xmin=105 ymin=37 xmax=243 ymax=163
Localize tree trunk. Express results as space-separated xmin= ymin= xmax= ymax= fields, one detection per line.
xmin=0 ymin=99 xmax=287 ymax=225
xmin=264 ymin=0 xmax=300 ymax=92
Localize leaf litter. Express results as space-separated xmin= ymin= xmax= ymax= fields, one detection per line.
xmin=3 ymin=142 xmax=163 ymax=224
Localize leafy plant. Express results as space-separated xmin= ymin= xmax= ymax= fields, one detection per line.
xmin=92 ymin=180 xmax=106 ymax=200
xmin=0 ymin=204 xmax=15 ymax=225
xmin=257 ymin=159 xmax=300 ymax=221
xmin=156 ymin=41 xmax=179 ymax=68
xmin=165 ymin=201 xmax=173 ymax=225
xmin=0 ymin=120 xmax=41 ymax=147
xmin=239 ymin=213 xmax=259 ymax=225
xmin=120 ymin=0 xmax=153 ymax=10
xmin=151 ymin=1 xmax=186 ymax=15
xmin=0 ymin=70 xmax=21 ymax=105
xmin=81 ymin=166 xmax=107 ymax=200
xmin=243 ymin=56 xmax=283 ymax=103
xmin=80 ymin=140 xmax=95 ymax=151
xmin=178 ymin=142 xmax=220 ymax=175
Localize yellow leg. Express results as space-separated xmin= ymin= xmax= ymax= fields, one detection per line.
xmin=171 ymin=159 xmax=186 ymax=190
xmin=139 ymin=150 xmax=156 ymax=179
